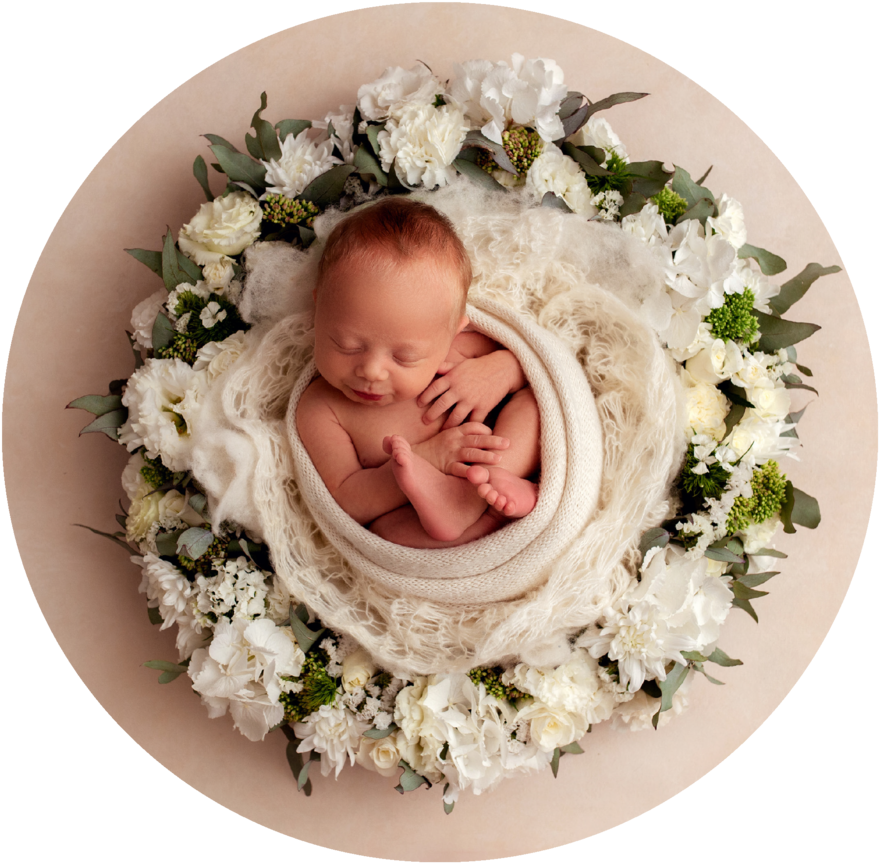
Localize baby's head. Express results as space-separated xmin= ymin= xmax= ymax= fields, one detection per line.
xmin=312 ymin=198 xmax=472 ymax=406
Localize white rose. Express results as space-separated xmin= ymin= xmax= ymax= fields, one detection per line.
xmin=680 ymin=369 xmax=730 ymax=440
xmin=686 ymin=338 xmax=744 ymax=384
xmin=708 ymin=193 xmax=747 ymax=250
xmin=746 ymin=382 xmax=791 ymax=422
xmin=341 ymin=647 xmax=376 ymax=693
xmin=178 ymin=192 xmax=262 ymax=267
xmin=526 ymin=144 xmax=597 ymax=216
xmin=515 ymin=700 xmax=589 ymax=752
xmin=731 ymin=350 xmax=773 ymax=389
xmin=156 ymin=490 xmax=203 ymax=527
xmin=355 ymin=731 xmax=404 ymax=778
xmin=193 ymin=332 xmax=248 ymax=380
xmin=130 ymin=290 xmax=168 ymax=350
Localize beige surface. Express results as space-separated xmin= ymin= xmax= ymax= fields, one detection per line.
xmin=4 ymin=3 xmax=876 ymax=859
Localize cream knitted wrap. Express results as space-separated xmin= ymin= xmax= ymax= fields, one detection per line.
xmin=188 ymin=183 xmax=685 ymax=677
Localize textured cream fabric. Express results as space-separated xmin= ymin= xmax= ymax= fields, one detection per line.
xmin=187 ymin=185 xmax=686 ymax=677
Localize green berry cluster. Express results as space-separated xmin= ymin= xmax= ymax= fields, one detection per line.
xmin=177 ymin=536 xmax=230 ymax=575
xmin=156 ymin=332 xmax=199 ymax=364
xmin=652 ymin=187 xmax=689 ymax=224
xmin=725 ymin=460 xmax=787 ymax=534
xmin=279 ymin=655 xmax=339 ymax=723
xmin=474 ymin=148 xmax=498 ymax=174
xmin=262 ymin=194 xmax=319 ymax=227
xmin=139 ymin=453 xmax=174 ymax=489
xmin=502 ymin=126 xmax=543 ymax=175
xmin=706 ymin=288 xmax=759 ymax=345
xmin=467 ymin=666 xmax=530 ymax=702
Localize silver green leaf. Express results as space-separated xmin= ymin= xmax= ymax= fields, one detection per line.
xmin=738 ymin=243 xmax=786 ymax=276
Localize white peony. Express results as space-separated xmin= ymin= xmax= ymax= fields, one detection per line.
xmin=450 ymin=55 xmax=567 ymax=144
xmin=358 ymin=64 xmax=442 ymax=122
xmin=378 ymin=103 xmax=468 ymax=189
xmin=262 ymin=129 xmax=341 ymax=199
xmin=118 ymin=358 xmax=207 ymax=471
xmin=680 ymin=368 xmax=730 ymax=440
xmin=570 ymin=116 xmax=629 ymax=163
xmin=526 ymin=144 xmax=597 ymax=216
xmin=178 ymin=192 xmax=262 ymax=267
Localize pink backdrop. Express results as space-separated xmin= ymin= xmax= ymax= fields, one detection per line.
xmin=4 ymin=3 xmax=876 ymax=860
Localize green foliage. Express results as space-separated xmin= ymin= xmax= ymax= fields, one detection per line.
xmin=177 ymin=535 xmax=229 ymax=574
xmin=652 ymin=187 xmax=688 ymax=224
xmin=262 ymin=194 xmax=319 ymax=227
xmin=769 ymin=262 xmax=841 ymax=316
xmin=467 ymin=666 xmax=530 ymax=702
xmin=140 ymin=453 xmax=174 ymax=489
xmin=585 ymin=150 xmax=630 ymax=196
xmin=501 ymin=126 xmax=543 ymax=175
xmin=706 ymin=288 xmax=759 ymax=344
xmin=726 ymin=461 xmax=787 ymax=534
xmin=279 ymin=655 xmax=338 ymax=722
xmin=738 ymin=243 xmax=786 ymax=276
xmin=752 ymin=309 xmax=820 ymax=353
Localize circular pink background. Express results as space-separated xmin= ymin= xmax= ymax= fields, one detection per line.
xmin=4 ymin=3 xmax=877 ymax=860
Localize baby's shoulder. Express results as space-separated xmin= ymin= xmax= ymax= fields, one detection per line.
xmin=297 ymin=377 xmax=347 ymax=426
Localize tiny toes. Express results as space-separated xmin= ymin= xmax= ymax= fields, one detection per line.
xmin=467 ymin=465 xmax=490 ymax=485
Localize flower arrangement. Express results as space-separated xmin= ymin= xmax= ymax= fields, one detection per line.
xmin=69 ymin=55 xmax=836 ymax=810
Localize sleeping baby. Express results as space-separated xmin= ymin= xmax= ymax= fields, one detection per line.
xmin=296 ymin=197 xmax=540 ymax=548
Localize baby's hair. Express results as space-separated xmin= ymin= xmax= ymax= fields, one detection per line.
xmin=316 ymin=197 xmax=472 ymax=321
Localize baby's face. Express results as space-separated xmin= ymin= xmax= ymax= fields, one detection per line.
xmin=313 ymin=252 xmax=466 ymax=407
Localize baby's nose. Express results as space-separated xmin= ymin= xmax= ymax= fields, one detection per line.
xmin=357 ymin=355 xmax=389 ymax=381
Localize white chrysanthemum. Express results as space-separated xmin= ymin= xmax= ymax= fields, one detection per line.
xmin=358 ymin=64 xmax=442 ymax=122
xmin=130 ymin=290 xmax=167 ymax=350
xmin=570 ymin=116 xmax=629 ymax=163
xmin=686 ymin=338 xmax=744 ymax=385
xmin=262 ymin=129 xmax=341 ymax=199
xmin=450 ymin=55 xmax=567 ymax=144
xmin=526 ymin=144 xmax=597 ymax=216
xmin=136 ymin=553 xmax=202 ymax=658
xmin=378 ymin=103 xmax=468 ymax=189
xmin=725 ymin=414 xmax=796 ymax=464
xmin=118 ymin=358 xmax=207 ymax=471
xmin=192 ymin=331 xmax=248 ymax=380
xmin=178 ymin=192 xmax=262 ymax=267
xmin=294 ymin=703 xmax=368 ymax=778
xmin=707 ymin=193 xmax=747 ymax=250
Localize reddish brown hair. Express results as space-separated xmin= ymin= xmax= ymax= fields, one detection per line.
xmin=316 ymin=197 xmax=472 ymax=320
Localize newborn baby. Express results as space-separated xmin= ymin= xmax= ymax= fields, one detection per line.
xmin=296 ymin=197 xmax=540 ymax=548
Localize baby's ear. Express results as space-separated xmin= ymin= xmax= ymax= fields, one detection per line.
xmin=455 ymin=314 xmax=470 ymax=335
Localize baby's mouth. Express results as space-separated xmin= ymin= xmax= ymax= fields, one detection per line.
xmin=351 ymin=388 xmax=385 ymax=402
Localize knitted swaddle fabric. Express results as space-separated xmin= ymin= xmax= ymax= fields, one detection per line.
xmin=187 ymin=184 xmax=685 ymax=677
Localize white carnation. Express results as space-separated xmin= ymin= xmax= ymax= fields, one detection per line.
xmin=294 ymin=703 xmax=368 ymax=778
xmin=680 ymin=368 xmax=730 ymax=440
xmin=526 ymin=144 xmax=597 ymax=216
xmin=358 ymin=64 xmax=442 ymax=122
xmin=726 ymin=414 xmax=796 ymax=464
xmin=707 ymin=193 xmax=747 ymax=250
xmin=378 ymin=103 xmax=468 ymax=189
xmin=262 ymin=129 xmax=341 ymax=199
xmin=178 ymin=192 xmax=262 ymax=267
xmin=130 ymin=290 xmax=167 ymax=350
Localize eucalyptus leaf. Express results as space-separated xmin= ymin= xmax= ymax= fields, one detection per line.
xmin=395 ymin=760 xmax=430 ymax=793
xmin=115 ymin=513 xmax=127 ymax=529
xmin=148 ymin=606 xmax=163 ymax=626
xmin=561 ymin=142 xmax=611 ymax=176
xmin=550 ymin=747 xmax=561 ymax=778
xmin=704 ymin=546 xmax=745 ymax=564
xmin=461 ymin=130 xmax=518 ymax=175
xmin=796 ymin=363 xmax=813 ymax=377
xmin=706 ymin=647 xmax=743 ymax=667
xmin=161 ymin=230 xmax=198 ymax=290
xmin=300 ymin=164 xmax=356 ymax=206
xmin=288 ymin=604 xmax=325 ymax=654
xmin=653 ymin=663 xmax=689 ymax=728
xmin=297 ymin=759 xmax=312 ymax=793
xmin=188 ymin=493 xmax=208 ymax=517
xmin=559 ymin=101 xmax=590 ymax=139
xmin=366 ymin=124 xmax=385 ymax=158
xmin=619 ymin=192 xmax=648 ymax=219
xmin=692 ymin=663 xmax=725 ymax=685
xmin=245 ymin=92 xmax=282 ymax=161
xmin=298 ymin=225 xmax=316 ymax=247
xmin=209 ymin=143 xmax=267 ymax=191
xmin=79 ymin=409 xmax=126 ymax=439
xmin=67 ymin=394 xmax=123 ymax=416
xmin=781 ymin=374 xmax=819 ymax=395
xmin=752 ymin=547 xmax=787 ymax=559
xmin=144 ymin=659 xmax=188 ymax=673
xmin=681 ymin=650 xmax=708 ymax=663
xmin=203 ymin=133 xmax=239 ymax=152
xmin=769 ymin=263 xmax=842 ymax=316
xmin=193 ymin=155 xmax=214 ymax=201
xmin=732 ymin=596 xmax=759 ymax=623
xmin=672 ymin=165 xmax=716 ymax=210
xmin=125 ymin=248 xmax=163 ymax=277
xmin=354 ymin=146 xmax=388 ymax=186
xmin=275 ymin=119 xmax=312 ymax=143
xmin=732 ymin=581 xmax=769 ymax=601
xmin=678 ymin=197 xmax=715 ymax=227
xmin=560 ymin=741 xmax=584 ymax=754
xmin=628 ymin=160 xmax=674 ymax=198
xmin=738 ymin=571 xmax=779 ymax=588
xmin=789 ymin=485 xmax=821 ymax=529
xmin=723 ymin=402 xmax=746 ymax=438
xmin=442 ymin=784 xmax=455 ymax=815
xmin=363 ymin=725 xmax=397 ymax=739
xmin=151 ymin=312 xmax=175 ymax=352
xmin=557 ymin=91 xmax=585 ymax=120
xmin=737 ymin=243 xmax=787 ymax=276
xmin=453 ymin=157 xmax=506 ymax=191
xmin=541 ymin=192 xmax=572 ymax=212
xmin=74 ymin=523 xmax=133 ymax=552
xmin=638 ymin=527 xmax=669 ymax=559
xmin=155 ymin=528 xmax=185 ymax=557
xmin=582 ymin=91 xmax=649 ymax=124
xmin=176 ymin=526 xmax=215 ymax=560
xmin=753 ymin=310 xmax=821 ymax=353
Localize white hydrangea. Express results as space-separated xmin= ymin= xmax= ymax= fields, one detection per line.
xmin=194 ymin=556 xmax=270 ymax=623
xmin=450 ymin=55 xmax=567 ymax=144
xmin=294 ymin=703 xmax=368 ymax=778
xmin=130 ymin=290 xmax=168 ymax=350
xmin=357 ymin=64 xmax=442 ymax=122
xmin=118 ymin=358 xmax=208 ymax=471
xmin=707 ymin=193 xmax=747 ymax=250
xmin=377 ymin=103 xmax=468 ymax=189
xmin=525 ymin=144 xmax=597 ymax=216
xmin=570 ymin=116 xmax=629 ymax=163
xmin=262 ymin=128 xmax=341 ymax=199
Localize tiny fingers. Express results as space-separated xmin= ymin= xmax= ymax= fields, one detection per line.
xmin=462 ymin=447 xmax=501 ymax=464
xmin=466 ymin=434 xmax=510 ymax=450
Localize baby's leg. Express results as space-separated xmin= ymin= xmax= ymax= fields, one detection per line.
xmin=465 ymin=387 xmax=540 ymax=518
xmin=383 ymin=435 xmax=488 ymax=542
xmin=370 ymin=505 xmax=507 ymax=548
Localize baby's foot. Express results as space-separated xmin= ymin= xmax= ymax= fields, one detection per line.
xmin=383 ymin=435 xmax=487 ymax=542
xmin=465 ymin=465 xmax=538 ymax=518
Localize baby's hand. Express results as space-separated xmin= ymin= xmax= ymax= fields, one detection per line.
xmin=413 ymin=422 xmax=510 ymax=476
xmin=418 ymin=351 xmax=522 ymax=429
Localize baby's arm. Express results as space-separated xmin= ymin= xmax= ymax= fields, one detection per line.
xmin=418 ymin=332 xmax=528 ymax=429
xmin=297 ymin=382 xmax=409 ymax=525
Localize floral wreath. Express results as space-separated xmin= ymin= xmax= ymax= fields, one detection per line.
xmin=70 ymin=56 xmax=836 ymax=810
